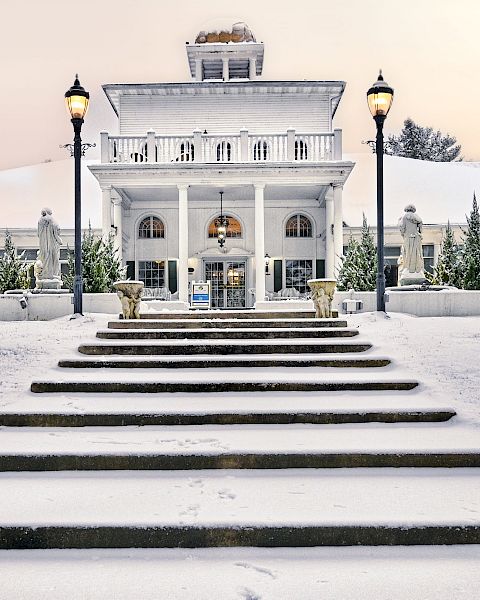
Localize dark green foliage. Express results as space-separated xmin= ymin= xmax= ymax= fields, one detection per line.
xmin=63 ymin=225 xmax=126 ymax=293
xmin=387 ymin=118 xmax=462 ymax=162
xmin=462 ymin=194 xmax=480 ymax=290
xmin=430 ymin=222 xmax=462 ymax=287
xmin=0 ymin=231 xmax=29 ymax=293
xmin=337 ymin=215 xmax=377 ymax=291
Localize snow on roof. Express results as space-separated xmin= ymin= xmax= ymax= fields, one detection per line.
xmin=343 ymin=154 xmax=480 ymax=227
xmin=0 ymin=159 xmax=101 ymax=229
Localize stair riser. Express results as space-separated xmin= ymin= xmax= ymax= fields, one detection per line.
xmin=136 ymin=311 xmax=318 ymax=320
xmin=30 ymin=382 xmax=418 ymax=394
xmin=109 ymin=320 xmax=347 ymax=329
xmin=78 ymin=343 xmax=372 ymax=356
xmin=58 ymin=358 xmax=390 ymax=369
xmin=0 ymin=525 xmax=478 ymax=549
xmin=0 ymin=452 xmax=476 ymax=471
xmin=0 ymin=411 xmax=454 ymax=427
xmin=97 ymin=330 xmax=359 ymax=340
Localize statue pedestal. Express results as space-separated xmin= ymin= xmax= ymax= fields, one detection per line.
xmin=399 ymin=269 xmax=427 ymax=286
xmin=35 ymin=278 xmax=62 ymax=290
xmin=114 ymin=280 xmax=144 ymax=319
xmin=307 ymin=278 xmax=336 ymax=318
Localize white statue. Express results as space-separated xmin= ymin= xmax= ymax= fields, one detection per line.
xmin=36 ymin=208 xmax=63 ymax=289
xmin=398 ymin=204 xmax=425 ymax=285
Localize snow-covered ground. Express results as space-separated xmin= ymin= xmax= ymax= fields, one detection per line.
xmin=0 ymin=311 xmax=479 ymax=599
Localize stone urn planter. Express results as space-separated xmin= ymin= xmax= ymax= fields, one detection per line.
xmin=113 ymin=280 xmax=144 ymax=319
xmin=307 ymin=278 xmax=336 ymax=318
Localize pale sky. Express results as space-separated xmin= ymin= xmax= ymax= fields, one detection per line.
xmin=1 ymin=0 xmax=479 ymax=171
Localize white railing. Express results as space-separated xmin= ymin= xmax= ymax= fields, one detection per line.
xmin=100 ymin=129 xmax=341 ymax=164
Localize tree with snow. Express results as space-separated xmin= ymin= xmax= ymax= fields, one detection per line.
xmin=0 ymin=231 xmax=30 ymax=293
xmin=462 ymin=193 xmax=480 ymax=290
xmin=387 ymin=118 xmax=462 ymax=162
xmin=429 ymin=222 xmax=462 ymax=287
xmin=63 ymin=225 xmax=126 ymax=293
xmin=337 ymin=215 xmax=377 ymax=291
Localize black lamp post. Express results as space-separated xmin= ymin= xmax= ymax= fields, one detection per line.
xmin=215 ymin=191 xmax=229 ymax=248
xmin=65 ymin=75 xmax=90 ymax=315
xmin=367 ymin=70 xmax=394 ymax=312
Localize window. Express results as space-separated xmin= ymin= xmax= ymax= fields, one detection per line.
xmin=253 ymin=140 xmax=270 ymax=161
xmin=423 ymin=244 xmax=434 ymax=274
xmin=295 ymin=139 xmax=308 ymax=160
xmin=285 ymin=214 xmax=313 ymax=238
xmin=138 ymin=260 xmax=165 ymax=288
xmin=217 ymin=141 xmax=232 ymax=162
xmin=176 ymin=141 xmax=194 ymax=162
xmin=17 ymin=248 xmax=39 ymax=261
xmin=138 ymin=216 xmax=165 ymax=239
xmin=285 ymin=260 xmax=313 ymax=295
xmin=208 ymin=215 xmax=242 ymax=238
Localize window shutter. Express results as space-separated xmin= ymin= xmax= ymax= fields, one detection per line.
xmin=168 ymin=260 xmax=178 ymax=294
xmin=126 ymin=261 xmax=135 ymax=280
xmin=273 ymin=260 xmax=283 ymax=292
xmin=316 ymin=259 xmax=325 ymax=278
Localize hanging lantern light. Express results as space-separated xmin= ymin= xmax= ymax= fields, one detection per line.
xmin=215 ymin=191 xmax=229 ymax=248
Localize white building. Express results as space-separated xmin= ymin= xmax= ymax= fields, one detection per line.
xmin=88 ymin=23 xmax=354 ymax=308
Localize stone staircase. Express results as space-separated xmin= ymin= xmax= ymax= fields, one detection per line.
xmin=1 ymin=309 xmax=479 ymax=549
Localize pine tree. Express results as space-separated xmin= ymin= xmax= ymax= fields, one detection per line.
xmin=63 ymin=225 xmax=126 ymax=293
xmin=462 ymin=193 xmax=480 ymax=290
xmin=337 ymin=215 xmax=377 ymax=291
xmin=387 ymin=118 xmax=462 ymax=162
xmin=0 ymin=231 xmax=30 ymax=293
xmin=430 ymin=222 xmax=462 ymax=287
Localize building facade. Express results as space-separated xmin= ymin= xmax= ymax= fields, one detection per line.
xmin=88 ymin=23 xmax=354 ymax=308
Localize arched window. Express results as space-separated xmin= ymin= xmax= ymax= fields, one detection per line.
xmin=253 ymin=140 xmax=270 ymax=161
xmin=176 ymin=141 xmax=194 ymax=162
xmin=285 ymin=214 xmax=313 ymax=238
xmin=208 ymin=215 xmax=242 ymax=238
xmin=217 ymin=141 xmax=232 ymax=162
xmin=138 ymin=216 xmax=165 ymax=239
xmin=295 ymin=139 xmax=308 ymax=160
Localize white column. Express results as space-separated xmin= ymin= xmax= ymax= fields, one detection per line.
xmin=254 ymin=183 xmax=266 ymax=304
xmin=222 ymin=57 xmax=229 ymax=82
xmin=178 ymin=184 xmax=189 ymax=304
xmin=195 ymin=58 xmax=203 ymax=81
xmin=333 ymin=184 xmax=344 ymax=276
xmin=249 ymin=57 xmax=257 ymax=79
xmin=111 ymin=194 xmax=123 ymax=261
xmin=101 ymin=186 xmax=112 ymax=239
xmin=325 ymin=188 xmax=335 ymax=278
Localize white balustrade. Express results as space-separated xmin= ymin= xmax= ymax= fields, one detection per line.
xmin=105 ymin=131 xmax=337 ymax=164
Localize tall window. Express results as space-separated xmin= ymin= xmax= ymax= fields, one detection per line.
xmin=138 ymin=260 xmax=165 ymax=288
xmin=138 ymin=216 xmax=165 ymax=239
xmin=285 ymin=260 xmax=313 ymax=295
xmin=295 ymin=139 xmax=308 ymax=160
xmin=253 ymin=140 xmax=270 ymax=161
xmin=285 ymin=214 xmax=313 ymax=238
xmin=423 ymin=244 xmax=434 ymax=274
xmin=208 ymin=216 xmax=242 ymax=238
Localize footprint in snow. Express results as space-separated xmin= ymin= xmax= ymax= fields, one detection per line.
xmin=218 ymin=488 xmax=236 ymax=500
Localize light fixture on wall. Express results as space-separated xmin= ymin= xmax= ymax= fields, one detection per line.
xmin=215 ymin=191 xmax=229 ymax=248
xmin=264 ymin=252 xmax=271 ymax=275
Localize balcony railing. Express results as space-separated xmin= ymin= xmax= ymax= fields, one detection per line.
xmin=100 ymin=128 xmax=343 ymax=165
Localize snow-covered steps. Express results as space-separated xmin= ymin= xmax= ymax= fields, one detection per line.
xmin=109 ymin=317 xmax=347 ymax=329
xmin=58 ymin=355 xmax=391 ymax=369
xmin=77 ymin=339 xmax=373 ymax=355
xmin=0 ymin=391 xmax=454 ymax=426
xmin=0 ymin=424 xmax=477 ymax=470
xmin=137 ymin=310 xmax=319 ymax=320
xmin=95 ymin=327 xmax=359 ymax=340
xmin=0 ymin=469 xmax=479 ymax=548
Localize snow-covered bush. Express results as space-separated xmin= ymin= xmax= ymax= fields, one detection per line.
xmin=337 ymin=214 xmax=377 ymax=291
xmin=0 ymin=231 xmax=30 ymax=293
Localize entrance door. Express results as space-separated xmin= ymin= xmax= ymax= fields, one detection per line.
xmin=205 ymin=261 xmax=246 ymax=308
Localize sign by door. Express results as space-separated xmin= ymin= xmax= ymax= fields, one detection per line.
xmin=191 ymin=281 xmax=211 ymax=308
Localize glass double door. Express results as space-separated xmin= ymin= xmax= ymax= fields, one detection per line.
xmin=204 ymin=261 xmax=246 ymax=308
